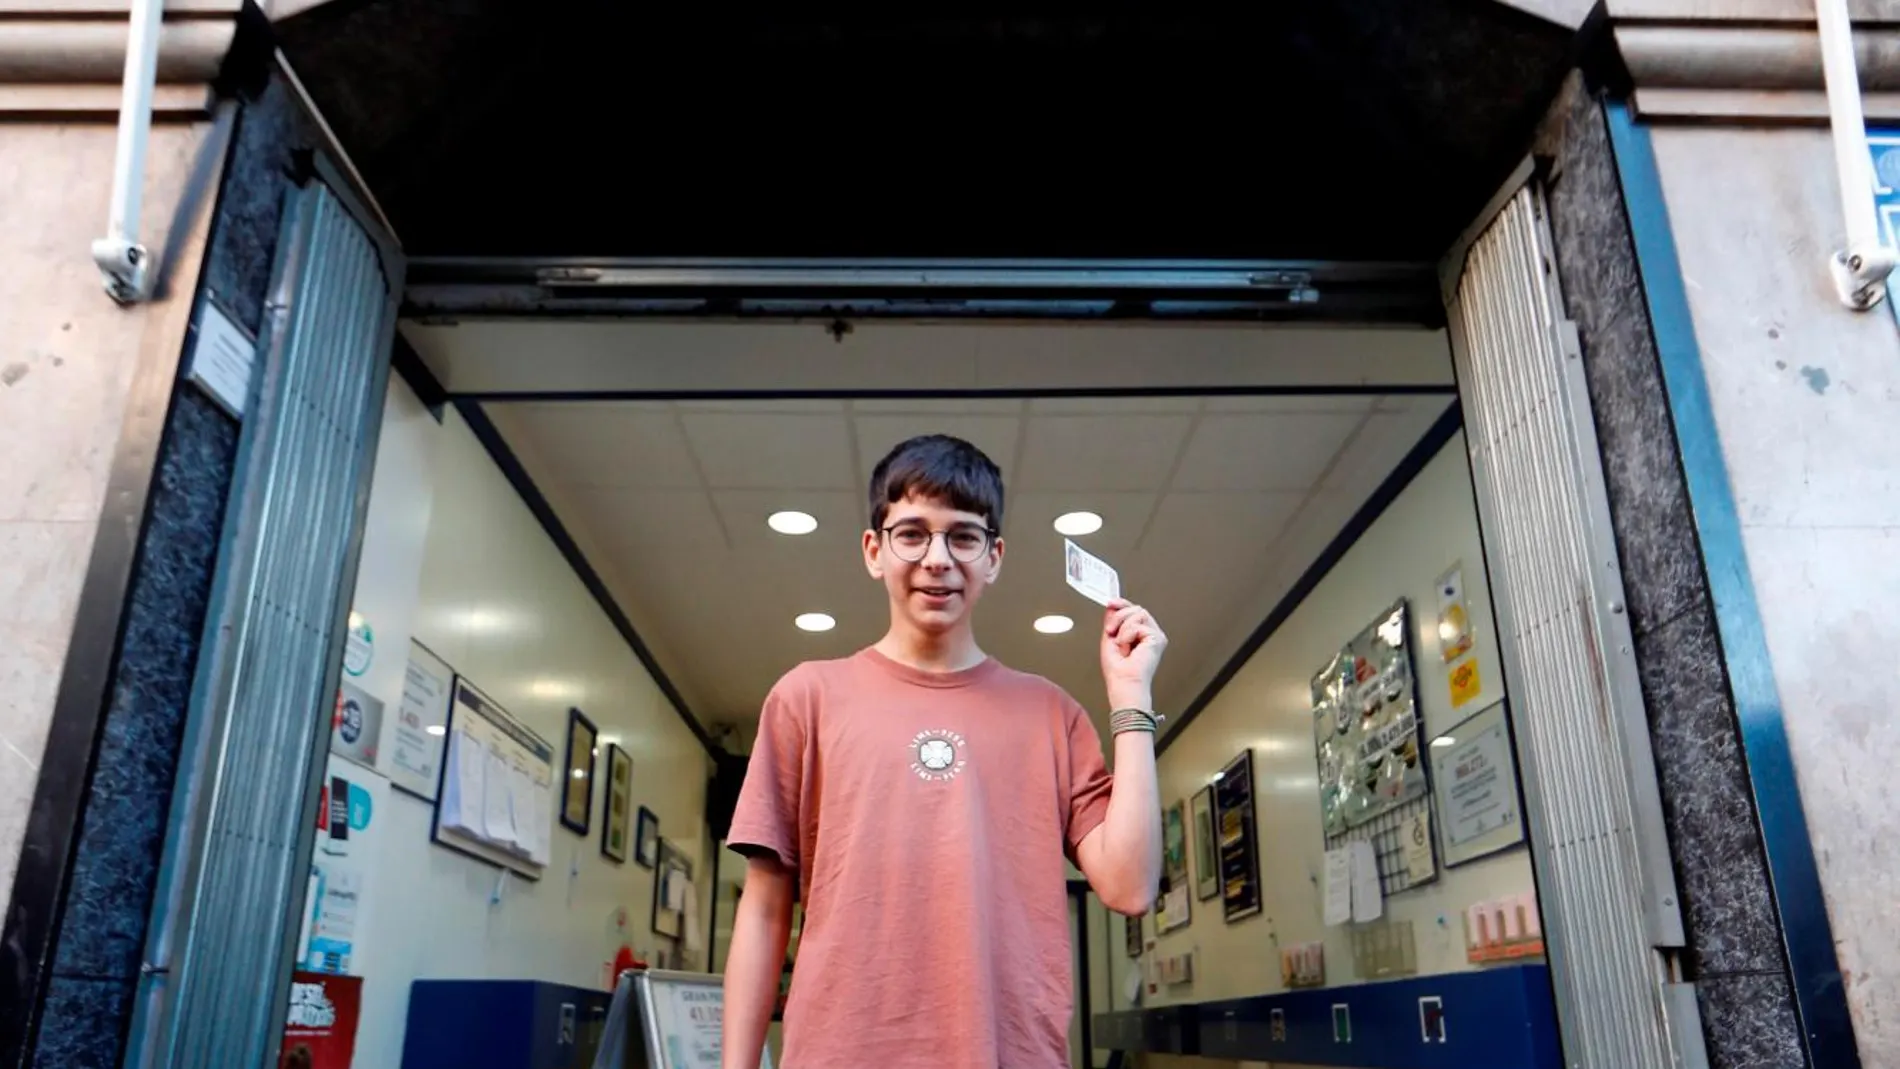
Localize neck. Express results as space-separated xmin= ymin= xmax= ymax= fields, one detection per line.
xmin=874 ymin=620 xmax=986 ymax=674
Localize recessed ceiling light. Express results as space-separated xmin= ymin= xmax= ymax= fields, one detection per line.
xmin=768 ymin=510 xmax=819 ymax=535
xmin=425 ymin=725 xmax=447 ymax=737
xmin=1053 ymin=511 xmax=1103 ymax=536
xmin=1033 ymin=614 xmax=1074 ymax=634
xmin=1431 ymin=736 xmax=1456 ymax=749
xmin=795 ymin=612 xmax=836 ymax=632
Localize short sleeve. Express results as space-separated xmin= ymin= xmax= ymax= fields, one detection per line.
xmin=1064 ymin=704 xmax=1114 ymax=860
xmin=726 ymin=676 xmax=809 ymax=871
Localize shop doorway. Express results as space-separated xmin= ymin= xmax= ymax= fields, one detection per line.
xmin=117 ymin=144 xmax=1696 ymax=1069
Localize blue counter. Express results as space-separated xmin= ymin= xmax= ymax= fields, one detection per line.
xmin=1094 ymin=964 xmax=1560 ymax=1068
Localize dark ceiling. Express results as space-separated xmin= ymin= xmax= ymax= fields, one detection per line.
xmin=276 ymin=1 xmax=1575 ymax=261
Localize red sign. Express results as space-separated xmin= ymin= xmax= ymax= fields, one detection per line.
xmin=280 ymin=971 xmax=362 ymax=1069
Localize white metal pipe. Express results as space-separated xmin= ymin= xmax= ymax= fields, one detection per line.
xmin=1818 ymin=0 xmax=1879 ymax=249
xmin=92 ymin=0 xmax=165 ymax=303
xmin=1815 ymin=0 xmax=1896 ymax=309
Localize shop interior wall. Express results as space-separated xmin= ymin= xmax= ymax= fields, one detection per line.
xmin=1109 ymin=432 xmax=1537 ymax=1069
xmin=335 ymin=378 xmax=716 ymax=1068
xmin=0 ymin=120 xmax=219 ymax=925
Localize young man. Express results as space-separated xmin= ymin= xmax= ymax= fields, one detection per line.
xmin=721 ymin=434 xmax=1166 ymax=1069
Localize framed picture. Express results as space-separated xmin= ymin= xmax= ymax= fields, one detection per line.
xmin=601 ymin=743 xmax=633 ymax=864
xmin=1428 ymin=699 xmax=1526 ymax=867
xmin=652 ymin=838 xmax=693 ymax=939
xmin=635 ymin=806 xmax=660 ymax=868
xmin=561 ymin=708 xmax=598 ymax=835
xmin=1191 ymin=784 xmax=1219 ymax=901
xmin=1217 ymin=748 xmax=1264 ymax=923
xmin=1154 ymin=799 xmax=1192 ymax=934
xmin=1124 ymin=913 xmax=1142 ymax=958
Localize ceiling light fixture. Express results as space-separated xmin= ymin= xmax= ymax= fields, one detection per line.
xmin=1052 ymin=511 xmax=1103 ymax=536
xmin=1033 ymin=614 xmax=1074 ymax=634
xmin=795 ymin=612 xmax=836 ymax=632
xmin=768 ymin=510 xmax=819 ymax=535
xmin=1431 ymin=736 xmax=1456 ymax=749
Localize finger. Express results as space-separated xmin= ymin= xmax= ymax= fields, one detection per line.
xmin=1116 ymin=622 xmax=1154 ymax=654
xmin=1105 ymin=605 xmax=1142 ymax=638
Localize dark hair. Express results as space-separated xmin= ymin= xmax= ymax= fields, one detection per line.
xmin=868 ymin=434 xmax=1006 ymax=532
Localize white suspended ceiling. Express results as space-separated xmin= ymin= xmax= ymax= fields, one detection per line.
xmin=410 ymin=319 xmax=1458 ymax=742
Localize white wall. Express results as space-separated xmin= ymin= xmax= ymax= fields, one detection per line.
xmin=1126 ymin=433 xmax=1537 ymax=1069
xmin=334 ymin=381 xmax=714 ymax=1068
xmin=1650 ymin=124 xmax=1900 ymax=1064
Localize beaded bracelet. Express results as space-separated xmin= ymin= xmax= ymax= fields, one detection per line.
xmin=1109 ymin=708 xmax=1164 ymax=736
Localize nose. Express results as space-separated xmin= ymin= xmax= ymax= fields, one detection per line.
xmin=921 ymin=532 xmax=957 ymax=569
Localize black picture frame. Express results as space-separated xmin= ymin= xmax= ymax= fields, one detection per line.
xmin=1124 ymin=913 xmax=1142 ymax=959
xmin=635 ymin=805 xmax=660 ymax=869
xmin=560 ymin=707 xmax=598 ymax=836
xmin=600 ymin=743 xmax=633 ymax=864
xmin=1216 ymin=747 xmax=1264 ymax=923
xmin=652 ymin=837 xmax=693 ymax=939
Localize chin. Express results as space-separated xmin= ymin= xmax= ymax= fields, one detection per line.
xmin=908 ymin=610 xmax=966 ymax=634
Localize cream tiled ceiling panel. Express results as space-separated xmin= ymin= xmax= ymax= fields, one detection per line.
xmin=503 ymin=403 xmax=703 ymax=489
xmin=678 ymin=411 xmax=859 ymax=490
xmin=1321 ymin=399 xmax=1456 ymax=492
xmin=1016 ymin=414 xmax=1197 ymax=491
xmin=1172 ymin=413 xmax=1365 ymax=492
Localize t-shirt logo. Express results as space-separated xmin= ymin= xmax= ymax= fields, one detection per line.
xmin=910 ymin=730 xmax=967 ymax=782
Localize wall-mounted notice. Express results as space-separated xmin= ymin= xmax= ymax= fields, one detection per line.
xmin=1310 ymin=600 xmax=1428 ymax=835
xmin=1429 ymin=700 xmax=1526 ymax=867
xmin=390 ymin=641 xmax=453 ymax=800
xmin=184 ymin=297 xmax=258 ymax=419
xmin=433 ymin=677 xmax=555 ymax=880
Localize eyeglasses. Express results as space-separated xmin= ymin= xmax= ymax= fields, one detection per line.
xmin=881 ymin=522 xmax=997 ymax=564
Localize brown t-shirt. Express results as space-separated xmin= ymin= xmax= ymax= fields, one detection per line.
xmin=727 ymin=647 xmax=1114 ymax=1069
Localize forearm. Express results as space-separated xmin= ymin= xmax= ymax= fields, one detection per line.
xmin=1091 ymin=690 xmax=1162 ymax=914
xmin=721 ymin=863 xmax=793 ymax=1069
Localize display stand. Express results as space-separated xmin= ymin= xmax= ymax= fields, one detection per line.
xmin=592 ymin=969 xmax=775 ymax=1069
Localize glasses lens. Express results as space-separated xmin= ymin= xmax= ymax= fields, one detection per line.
xmin=946 ymin=527 xmax=990 ymax=562
xmin=888 ymin=526 xmax=932 ymax=561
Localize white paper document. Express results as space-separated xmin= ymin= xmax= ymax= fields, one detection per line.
xmin=1350 ymin=840 xmax=1384 ymax=923
xmin=1323 ymin=848 xmax=1353 ymax=926
xmin=1063 ymin=539 xmax=1121 ymax=606
xmin=483 ymin=746 xmax=515 ymax=842
xmin=528 ymin=778 xmax=554 ymax=865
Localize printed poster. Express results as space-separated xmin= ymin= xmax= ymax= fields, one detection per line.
xmin=280 ymin=971 xmax=363 ymax=1069
xmin=302 ymin=755 xmax=385 ymax=975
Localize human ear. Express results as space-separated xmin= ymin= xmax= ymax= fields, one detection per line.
xmin=862 ymin=528 xmax=884 ymax=580
xmin=986 ymin=537 xmax=1006 ymax=583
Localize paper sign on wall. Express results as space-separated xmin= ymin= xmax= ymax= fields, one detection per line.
xmin=389 ymin=642 xmax=451 ymax=800
xmin=1449 ymin=656 xmax=1483 ymax=708
xmin=185 ymin=299 xmax=258 ymax=419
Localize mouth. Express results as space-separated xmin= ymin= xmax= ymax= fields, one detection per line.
xmin=913 ymin=587 xmax=960 ymax=600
